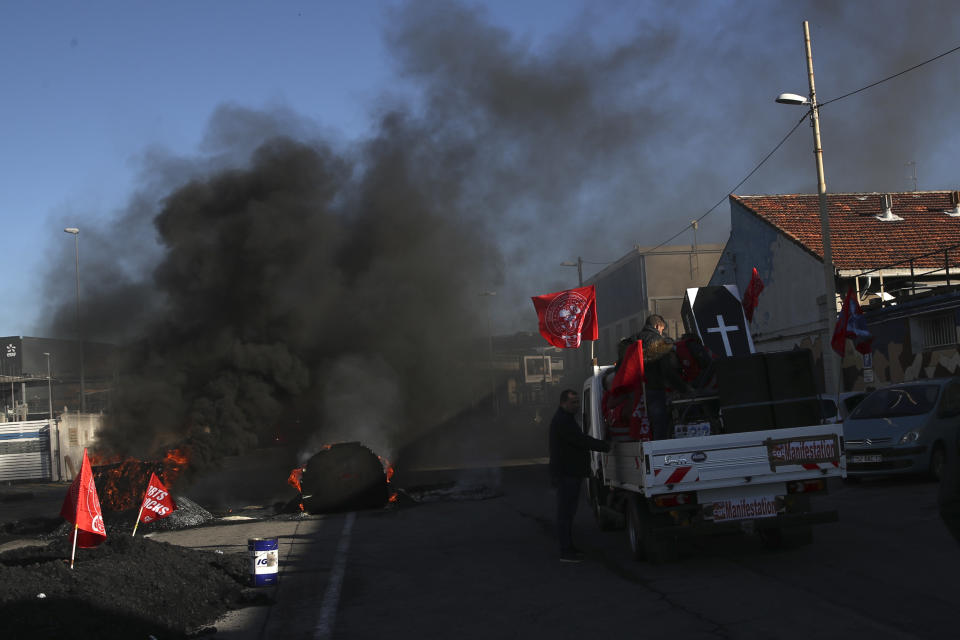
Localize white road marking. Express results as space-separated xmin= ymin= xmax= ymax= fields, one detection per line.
xmin=314 ymin=511 xmax=356 ymax=640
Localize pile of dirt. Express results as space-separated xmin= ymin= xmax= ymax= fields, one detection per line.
xmin=48 ymin=496 xmax=216 ymax=539
xmin=0 ymin=534 xmax=265 ymax=639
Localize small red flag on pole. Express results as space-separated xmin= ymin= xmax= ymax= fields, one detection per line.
xmin=131 ymin=472 xmax=178 ymax=537
xmin=531 ymin=285 xmax=598 ymax=348
xmin=59 ymin=448 xmax=107 ymax=568
xmin=831 ymin=287 xmax=874 ymax=356
xmin=742 ymin=267 xmax=764 ymax=323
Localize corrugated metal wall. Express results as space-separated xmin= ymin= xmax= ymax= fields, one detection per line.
xmin=0 ymin=420 xmax=53 ymax=482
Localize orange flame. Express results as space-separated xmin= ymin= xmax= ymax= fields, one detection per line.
xmin=91 ymin=447 xmax=191 ymax=512
xmin=287 ymin=467 xmax=305 ymax=511
xmin=377 ymin=455 xmax=396 ymax=483
xmin=287 ymin=467 xmax=303 ymax=492
xmin=378 ymin=455 xmax=398 ymax=503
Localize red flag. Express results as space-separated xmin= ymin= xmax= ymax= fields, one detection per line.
xmin=139 ymin=473 xmax=177 ymax=523
xmin=610 ymin=340 xmax=644 ymax=397
xmin=609 ymin=341 xmax=651 ymax=441
xmin=59 ymin=449 xmax=107 ymax=548
xmin=742 ymin=267 xmax=764 ymax=322
xmin=531 ymin=285 xmax=598 ymax=348
xmin=831 ymin=287 xmax=874 ymax=356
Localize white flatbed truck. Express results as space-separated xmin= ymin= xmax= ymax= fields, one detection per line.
xmin=582 ymin=364 xmax=846 ymax=561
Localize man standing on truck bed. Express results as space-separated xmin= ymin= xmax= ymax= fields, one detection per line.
xmin=636 ymin=314 xmax=692 ymax=440
xmin=549 ymin=389 xmax=611 ymax=563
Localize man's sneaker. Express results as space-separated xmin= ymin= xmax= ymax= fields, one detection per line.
xmin=560 ymin=551 xmax=585 ymax=563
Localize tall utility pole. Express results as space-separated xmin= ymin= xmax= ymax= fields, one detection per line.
xmin=803 ymin=22 xmax=840 ymax=394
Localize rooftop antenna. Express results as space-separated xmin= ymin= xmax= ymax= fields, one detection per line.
xmin=906 ymin=161 xmax=918 ymax=191
xmin=690 ymin=220 xmax=700 ymax=279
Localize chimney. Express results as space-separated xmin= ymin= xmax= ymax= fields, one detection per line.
xmin=875 ymin=193 xmax=903 ymax=222
xmin=946 ymin=190 xmax=960 ymax=217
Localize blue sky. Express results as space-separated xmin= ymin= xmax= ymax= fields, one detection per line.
xmin=1 ymin=1 xmax=586 ymax=333
xmin=2 ymin=1 xmax=959 ymax=336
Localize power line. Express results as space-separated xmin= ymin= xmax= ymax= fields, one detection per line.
xmin=641 ymin=40 xmax=960 ymax=257
xmin=820 ymin=43 xmax=960 ymax=108
xmin=642 ymin=113 xmax=808 ymax=254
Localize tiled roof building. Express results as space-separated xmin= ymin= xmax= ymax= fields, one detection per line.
xmin=733 ymin=191 xmax=960 ymax=275
xmin=710 ymin=190 xmax=960 ymax=390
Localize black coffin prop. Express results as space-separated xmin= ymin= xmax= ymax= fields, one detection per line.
xmin=681 ymin=285 xmax=754 ymax=358
xmin=716 ymin=350 xmax=821 ymax=433
xmin=301 ymin=442 xmax=388 ymax=514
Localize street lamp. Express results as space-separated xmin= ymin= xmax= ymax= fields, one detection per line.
xmin=64 ymin=227 xmax=86 ymax=412
xmin=776 ymin=21 xmax=840 ymax=394
xmin=560 ymin=257 xmax=583 ymax=287
xmin=479 ymin=291 xmax=497 ymax=417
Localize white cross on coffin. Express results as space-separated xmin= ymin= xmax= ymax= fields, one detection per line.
xmin=706 ymin=314 xmax=740 ymax=356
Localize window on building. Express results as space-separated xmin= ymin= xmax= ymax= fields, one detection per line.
xmin=918 ymin=313 xmax=956 ymax=350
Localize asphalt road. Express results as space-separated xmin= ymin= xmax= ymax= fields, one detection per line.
xmin=4 ymin=424 xmax=959 ymax=639
xmin=271 ymin=466 xmax=956 ymax=640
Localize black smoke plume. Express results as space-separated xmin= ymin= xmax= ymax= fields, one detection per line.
xmin=39 ymin=1 xmax=960 ymax=469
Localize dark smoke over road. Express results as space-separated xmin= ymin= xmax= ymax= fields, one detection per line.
xmin=38 ymin=1 xmax=960 ymax=469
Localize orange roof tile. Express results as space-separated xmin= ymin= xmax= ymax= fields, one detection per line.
xmin=732 ymin=191 xmax=960 ymax=271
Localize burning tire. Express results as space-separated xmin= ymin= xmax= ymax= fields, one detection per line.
xmin=301 ymin=442 xmax=388 ymax=513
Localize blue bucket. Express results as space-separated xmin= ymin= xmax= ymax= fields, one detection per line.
xmin=248 ymin=537 xmax=279 ymax=586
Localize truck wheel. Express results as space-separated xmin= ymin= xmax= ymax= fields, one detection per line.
xmin=759 ymin=526 xmax=784 ymax=549
xmin=626 ymin=496 xmax=676 ymax=562
xmin=589 ymin=477 xmax=620 ymax=531
xmin=930 ymin=443 xmax=946 ymax=482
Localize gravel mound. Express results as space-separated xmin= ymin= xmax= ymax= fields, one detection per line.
xmin=45 ymin=495 xmax=216 ymax=542
xmin=0 ymin=534 xmax=265 ymax=639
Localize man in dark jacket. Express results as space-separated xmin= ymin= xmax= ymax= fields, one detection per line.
xmin=636 ymin=315 xmax=692 ymax=440
xmin=549 ymin=389 xmax=611 ymax=562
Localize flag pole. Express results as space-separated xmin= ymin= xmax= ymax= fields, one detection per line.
xmin=70 ymin=524 xmax=79 ymax=569
xmin=131 ymin=472 xmax=156 ymax=537
xmin=131 ymin=502 xmax=146 ymax=537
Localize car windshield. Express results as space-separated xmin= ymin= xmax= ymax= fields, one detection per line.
xmin=820 ymin=398 xmax=838 ymax=420
xmin=842 ymin=394 xmax=867 ymax=414
xmin=849 ymin=385 xmax=940 ymax=419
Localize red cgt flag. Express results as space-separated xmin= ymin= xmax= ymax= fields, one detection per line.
xmin=139 ymin=472 xmax=177 ymax=524
xmin=742 ymin=267 xmax=764 ymax=322
xmin=531 ymin=285 xmax=598 ymax=348
xmin=60 ymin=448 xmax=107 ymax=549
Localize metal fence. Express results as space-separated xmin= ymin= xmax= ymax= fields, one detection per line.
xmin=0 ymin=420 xmax=54 ymax=482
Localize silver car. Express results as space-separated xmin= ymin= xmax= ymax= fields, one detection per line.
xmin=844 ymin=378 xmax=960 ymax=480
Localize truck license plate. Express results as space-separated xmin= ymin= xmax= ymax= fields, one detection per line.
xmin=850 ymin=454 xmax=882 ymax=463
xmin=711 ymin=495 xmax=779 ymax=522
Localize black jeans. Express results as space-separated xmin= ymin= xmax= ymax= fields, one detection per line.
xmin=555 ymin=475 xmax=583 ymax=554
xmin=646 ymin=387 xmax=670 ymax=441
